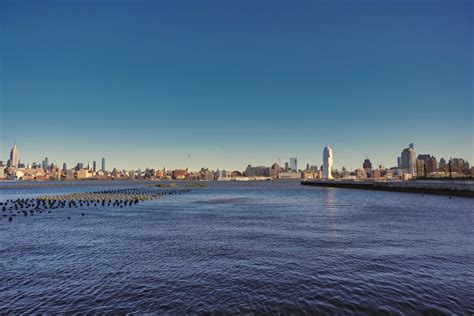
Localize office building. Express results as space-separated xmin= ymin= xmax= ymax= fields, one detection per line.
xmin=9 ymin=143 xmax=20 ymax=168
xmin=290 ymin=157 xmax=297 ymax=172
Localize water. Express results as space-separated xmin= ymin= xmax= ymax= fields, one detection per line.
xmin=1 ymin=181 xmax=473 ymax=314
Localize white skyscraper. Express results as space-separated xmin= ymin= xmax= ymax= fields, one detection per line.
xmin=323 ymin=146 xmax=333 ymax=180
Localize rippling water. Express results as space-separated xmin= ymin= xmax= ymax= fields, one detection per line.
xmin=1 ymin=181 xmax=473 ymax=314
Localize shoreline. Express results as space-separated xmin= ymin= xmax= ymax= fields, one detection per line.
xmin=301 ymin=180 xmax=474 ymax=197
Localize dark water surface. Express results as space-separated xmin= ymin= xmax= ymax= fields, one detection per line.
xmin=1 ymin=181 xmax=473 ymax=314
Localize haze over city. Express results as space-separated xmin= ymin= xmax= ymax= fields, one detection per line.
xmin=1 ymin=0 xmax=473 ymax=170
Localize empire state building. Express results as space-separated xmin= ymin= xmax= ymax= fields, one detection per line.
xmin=9 ymin=143 xmax=19 ymax=168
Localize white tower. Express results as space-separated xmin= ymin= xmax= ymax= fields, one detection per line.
xmin=323 ymin=146 xmax=333 ymax=180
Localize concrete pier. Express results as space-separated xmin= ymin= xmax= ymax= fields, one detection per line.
xmin=301 ymin=179 xmax=474 ymax=197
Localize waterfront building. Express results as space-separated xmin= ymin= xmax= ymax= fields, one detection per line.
xmin=416 ymin=159 xmax=425 ymax=177
xmin=417 ymin=154 xmax=438 ymax=174
xmin=245 ymin=165 xmax=270 ymax=177
xmin=66 ymin=169 xmax=75 ymax=180
xmin=323 ymin=146 xmax=333 ymax=180
xmin=101 ymin=157 xmax=105 ymax=171
xmin=9 ymin=143 xmax=19 ymax=168
xmin=62 ymin=163 xmax=67 ymax=173
xmin=0 ymin=168 xmax=4 ymax=179
xmin=77 ymin=169 xmax=92 ymax=179
xmin=363 ymin=158 xmax=372 ymax=171
xmin=284 ymin=162 xmax=289 ymax=172
xmin=270 ymin=163 xmax=280 ymax=179
xmin=93 ymin=161 xmax=97 ymax=172
xmin=290 ymin=157 xmax=297 ymax=172
xmin=279 ymin=171 xmax=301 ymax=179
xmin=401 ymin=143 xmax=417 ymax=175
xmin=172 ymin=169 xmax=187 ymax=180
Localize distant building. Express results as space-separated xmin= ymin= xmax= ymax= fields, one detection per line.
xmin=66 ymin=169 xmax=75 ymax=180
xmin=77 ymin=169 xmax=92 ymax=179
xmin=290 ymin=157 xmax=297 ymax=172
xmin=279 ymin=171 xmax=301 ymax=179
xmin=172 ymin=169 xmax=187 ymax=180
xmin=245 ymin=165 xmax=270 ymax=177
xmin=93 ymin=161 xmax=97 ymax=172
xmin=9 ymin=143 xmax=19 ymax=168
xmin=62 ymin=163 xmax=67 ymax=173
xmin=270 ymin=163 xmax=280 ymax=179
xmin=417 ymin=154 xmax=437 ymax=174
xmin=363 ymin=158 xmax=372 ymax=171
xmin=401 ymin=143 xmax=416 ymax=175
xmin=284 ymin=162 xmax=289 ymax=172
xmin=101 ymin=157 xmax=106 ymax=171
xmin=323 ymin=146 xmax=333 ymax=180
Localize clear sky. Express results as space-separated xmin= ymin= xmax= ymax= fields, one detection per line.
xmin=1 ymin=0 xmax=473 ymax=171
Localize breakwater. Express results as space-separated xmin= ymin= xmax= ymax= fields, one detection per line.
xmin=301 ymin=180 xmax=474 ymax=197
xmin=1 ymin=187 xmax=191 ymax=222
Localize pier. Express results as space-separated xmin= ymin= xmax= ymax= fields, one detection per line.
xmin=301 ymin=179 xmax=474 ymax=197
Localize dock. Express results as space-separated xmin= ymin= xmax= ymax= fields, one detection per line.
xmin=301 ymin=179 xmax=474 ymax=197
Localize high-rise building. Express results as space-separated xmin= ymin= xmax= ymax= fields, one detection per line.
xmin=44 ymin=157 xmax=49 ymax=171
xmin=401 ymin=143 xmax=416 ymax=175
xmin=9 ymin=143 xmax=19 ymax=168
xmin=363 ymin=158 xmax=372 ymax=171
xmin=101 ymin=157 xmax=105 ymax=171
xmin=62 ymin=163 xmax=67 ymax=173
xmin=323 ymin=146 xmax=333 ymax=180
xmin=284 ymin=162 xmax=289 ymax=172
xmin=93 ymin=161 xmax=97 ymax=172
xmin=417 ymin=154 xmax=437 ymax=174
xmin=290 ymin=157 xmax=297 ymax=172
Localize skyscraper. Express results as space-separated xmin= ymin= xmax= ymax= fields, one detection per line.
xmin=323 ymin=146 xmax=333 ymax=180
xmin=290 ymin=157 xmax=297 ymax=172
xmin=363 ymin=158 xmax=372 ymax=171
xmin=401 ymin=143 xmax=417 ymax=175
xmin=9 ymin=143 xmax=19 ymax=168
xmin=101 ymin=157 xmax=105 ymax=171
xmin=44 ymin=157 xmax=49 ymax=171
xmin=63 ymin=163 xmax=67 ymax=173
xmin=93 ymin=161 xmax=97 ymax=172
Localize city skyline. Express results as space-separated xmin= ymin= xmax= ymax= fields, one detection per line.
xmin=1 ymin=1 xmax=473 ymax=170
xmin=1 ymin=140 xmax=470 ymax=174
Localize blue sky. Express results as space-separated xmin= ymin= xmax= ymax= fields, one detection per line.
xmin=1 ymin=0 xmax=472 ymax=171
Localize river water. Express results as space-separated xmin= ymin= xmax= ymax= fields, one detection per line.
xmin=1 ymin=180 xmax=473 ymax=314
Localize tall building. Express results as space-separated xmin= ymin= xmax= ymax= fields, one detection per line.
xmin=101 ymin=157 xmax=105 ymax=171
xmin=290 ymin=157 xmax=297 ymax=172
xmin=44 ymin=157 xmax=49 ymax=171
xmin=323 ymin=146 xmax=333 ymax=180
xmin=93 ymin=161 xmax=97 ymax=172
xmin=401 ymin=143 xmax=416 ymax=175
xmin=9 ymin=143 xmax=19 ymax=168
xmin=62 ymin=163 xmax=67 ymax=173
xmin=417 ymin=154 xmax=437 ymax=174
xmin=363 ymin=158 xmax=372 ymax=171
